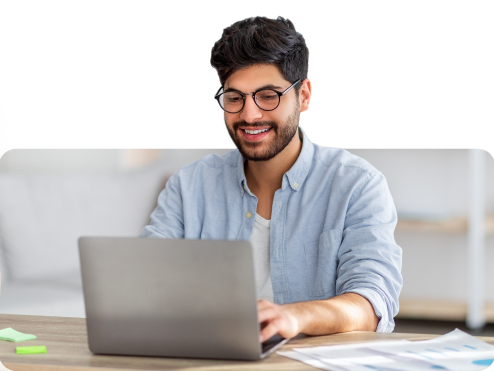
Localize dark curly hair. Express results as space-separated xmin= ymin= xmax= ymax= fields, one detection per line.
xmin=211 ymin=16 xmax=309 ymax=92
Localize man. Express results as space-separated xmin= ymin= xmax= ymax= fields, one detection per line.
xmin=140 ymin=16 xmax=402 ymax=342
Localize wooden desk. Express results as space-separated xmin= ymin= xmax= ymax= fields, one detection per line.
xmin=1 ymin=314 xmax=493 ymax=371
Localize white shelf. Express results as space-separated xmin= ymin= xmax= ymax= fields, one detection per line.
xmin=398 ymin=298 xmax=494 ymax=322
xmin=396 ymin=150 xmax=489 ymax=329
xmin=396 ymin=216 xmax=494 ymax=235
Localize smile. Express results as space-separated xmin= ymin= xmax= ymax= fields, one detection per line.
xmin=242 ymin=128 xmax=271 ymax=134
xmin=239 ymin=127 xmax=272 ymax=142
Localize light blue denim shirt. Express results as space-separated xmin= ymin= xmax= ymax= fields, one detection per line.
xmin=139 ymin=129 xmax=403 ymax=333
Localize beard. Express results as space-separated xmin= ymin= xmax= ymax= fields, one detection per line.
xmin=225 ymin=106 xmax=300 ymax=162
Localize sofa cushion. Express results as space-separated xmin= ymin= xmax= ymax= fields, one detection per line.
xmin=0 ymin=163 xmax=168 ymax=282
xmin=0 ymin=275 xmax=85 ymax=317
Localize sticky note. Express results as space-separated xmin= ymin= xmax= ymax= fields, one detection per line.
xmin=0 ymin=328 xmax=37 ymax=342
xmin=16 ymin=346 xmax=47 ymax=354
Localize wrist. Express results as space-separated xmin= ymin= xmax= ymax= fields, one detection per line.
xmin=283 ymin=302 xmax=308 ymax=335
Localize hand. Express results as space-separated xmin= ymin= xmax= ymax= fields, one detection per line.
xmin=257 ymin=299 xmax=300 ymax=343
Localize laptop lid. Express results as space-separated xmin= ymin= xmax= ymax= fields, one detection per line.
xmin=79 ymin=237 xmax=285 ymax=360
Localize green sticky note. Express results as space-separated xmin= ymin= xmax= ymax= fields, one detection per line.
xmin=0 ymin=328 xmax=37 ymax=342
xmin=16 ymin=346 xmax=47 ymax=354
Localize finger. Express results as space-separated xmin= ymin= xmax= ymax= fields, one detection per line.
xmin=260 ymin=321 xmax=280 ymax=343
xmin=257 ymin=299 xmax=273 ymax=310
xmin=257 ymin=306 xmax=280 ymax=324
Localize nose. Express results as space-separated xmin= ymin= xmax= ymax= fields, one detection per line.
xmin=239 ymin=94 xmax=263 ymax=123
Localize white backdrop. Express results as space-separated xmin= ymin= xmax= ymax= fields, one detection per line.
xmin=0 ymin=1 xmax=493 ymax=156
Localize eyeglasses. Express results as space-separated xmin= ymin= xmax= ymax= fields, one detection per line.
xmin=214 ymin=79 xmax=301 ymax=113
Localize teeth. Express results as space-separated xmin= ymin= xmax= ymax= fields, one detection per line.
xmin=244 ymin=128 xmax=269 ymax=134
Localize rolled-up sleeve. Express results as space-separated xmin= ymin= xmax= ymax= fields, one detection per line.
xmin=335 ymin=171 xmax=403 ymax=333
xmin=139 ymin=174 xmax=185 ymax=239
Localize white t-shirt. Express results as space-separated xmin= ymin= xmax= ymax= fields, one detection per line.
xmin=250 ymin=213 xmax=274 ymax=302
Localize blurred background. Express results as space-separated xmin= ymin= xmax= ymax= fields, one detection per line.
xmin=0 ymin=148 xmax=493 ymax=335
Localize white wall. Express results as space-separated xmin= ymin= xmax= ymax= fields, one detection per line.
xmin=348 ymin=149 xmax=494 ymax=217
xmin=0 ymin=149 xmax=232 ymax=174
xmin=0 ymin=149 xmax=122 ymax=174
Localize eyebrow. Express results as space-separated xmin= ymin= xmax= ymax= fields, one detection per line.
xmin=223 ymin=84 xmax=284 ymax=93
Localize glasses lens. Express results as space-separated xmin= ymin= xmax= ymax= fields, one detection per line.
xmin=219 ymin=91 xmax=244 ymax=113
xmin=255 ymin=90 xmax=280 ymax=111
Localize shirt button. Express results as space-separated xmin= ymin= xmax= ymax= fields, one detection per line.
xmin=246 ymin=212 xmax=252 ymax=219
xmin=294 ymin=182 xmax=299 ymax=188
xmin=240 ymin=189 xmax=243 ymax=194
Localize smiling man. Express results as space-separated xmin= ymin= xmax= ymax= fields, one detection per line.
xmin=140 ymin=16 xmax=402 ymax=342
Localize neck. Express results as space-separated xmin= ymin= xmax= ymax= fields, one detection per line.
xmin=244 ymin=128 xmax=303 ymax=193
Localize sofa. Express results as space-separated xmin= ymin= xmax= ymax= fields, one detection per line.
xmin=0 ymin=161 xmax=172 ymax=318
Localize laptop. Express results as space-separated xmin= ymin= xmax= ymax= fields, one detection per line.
xmin=78 ymin=237 xmax=289 ymax=360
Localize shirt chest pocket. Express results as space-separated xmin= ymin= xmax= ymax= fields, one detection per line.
xmin=304 ymin=229 xmax=342 ymax=297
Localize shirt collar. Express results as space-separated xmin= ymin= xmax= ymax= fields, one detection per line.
xmin=236 ymin=127 xmax=314 ymax=193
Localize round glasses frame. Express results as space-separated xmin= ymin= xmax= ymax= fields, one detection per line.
xmin=214 ymin=79 xmax=301 ymax=114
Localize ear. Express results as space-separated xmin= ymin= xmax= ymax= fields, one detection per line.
xmin=299 ymin=78 xmax=312 ymax=112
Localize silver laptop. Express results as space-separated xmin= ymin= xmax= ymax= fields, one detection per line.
xmin=78 ymin=237 xmax=288 ymax=360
